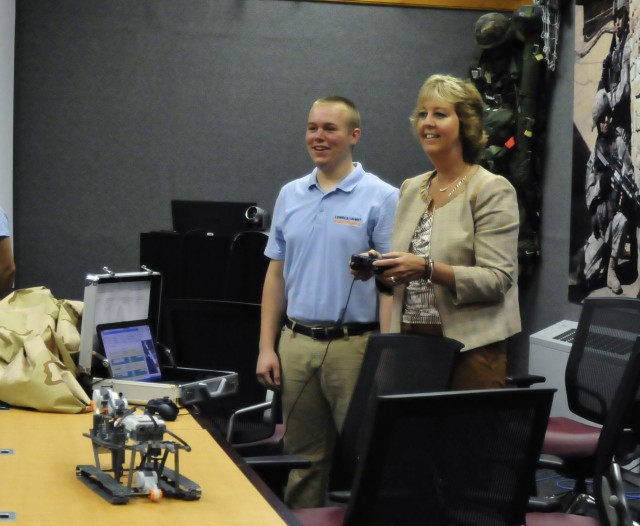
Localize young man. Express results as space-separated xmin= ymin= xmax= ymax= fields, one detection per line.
xmin=256 ymin=96 xmax=398 ymax=508
xmin=0 ymin=206 xmax=15 ymax=297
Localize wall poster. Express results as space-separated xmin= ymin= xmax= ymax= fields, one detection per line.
xmin=569 ymin=0 xmax=640 ymax=302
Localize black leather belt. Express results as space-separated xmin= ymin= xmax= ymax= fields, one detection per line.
xmin=285 ymin=318 xmax=379 ymax=340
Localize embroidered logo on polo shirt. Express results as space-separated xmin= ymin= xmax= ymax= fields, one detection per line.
xmin=334 ymin=215 xmax=362 ymax=227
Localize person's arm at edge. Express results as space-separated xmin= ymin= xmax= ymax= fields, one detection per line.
xmin=378 ymin=292 xmax=393 ymax=333
xmin=257 ymin=259 xmax=286 ymax=390
xmin=372 ymin=186 xmax=400 ymax=332
xmin=0 ymin=237 xmax=15 ymax=297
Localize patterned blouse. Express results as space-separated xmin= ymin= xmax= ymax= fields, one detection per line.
xmin=401 ymin=202 xmax=442 ymax=326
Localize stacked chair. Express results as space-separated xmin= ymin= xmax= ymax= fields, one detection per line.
xmin=159 ymin=299 xmax=284 ymax=453
xmin=223 ymin=230 xmax=270 ymax=303
xmin=291 ymin=297 xmax=640 ymax=525
xmin=293 ymin=388 xmax=559 ymax=526
xmin=536 ymin=297 xmax=640 ymax=515
xmin=243 ymin=333 xmax=463 ymax=500
xmin=292 ymin=377 xmax=640 ymax=526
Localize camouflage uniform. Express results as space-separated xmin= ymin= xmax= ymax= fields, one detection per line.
xmin=583 ymin=111 xmax=632 ymax=293
xmin=589 ymin=0 xmax=634 ymax=293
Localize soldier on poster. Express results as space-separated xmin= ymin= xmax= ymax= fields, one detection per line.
xmin=582 ymin=94 xmax=633 ymax=293
xmin=573 ymin=0 xmax=640 ymax=299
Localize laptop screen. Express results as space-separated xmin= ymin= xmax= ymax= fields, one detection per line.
xmin=96 ymin=320 xmax=162 ymax=382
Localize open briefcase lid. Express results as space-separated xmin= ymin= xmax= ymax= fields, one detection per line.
xmin=78 ymin=269 xmax=162 ymax=373
xmin=78 ymin=268 xmax=238 ymax=405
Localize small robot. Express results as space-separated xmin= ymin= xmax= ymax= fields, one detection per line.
xmin=76 ymin=387 xmax=200 ymax=504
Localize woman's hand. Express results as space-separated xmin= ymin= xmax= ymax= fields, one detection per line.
xmin=378 ymin=251 xmax=428 ymax=286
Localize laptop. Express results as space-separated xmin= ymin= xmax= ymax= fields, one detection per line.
xmin=96 ymin=320 xmax=162 ymax=382
xmin=94 ymin=319 xmax=239 ymax=405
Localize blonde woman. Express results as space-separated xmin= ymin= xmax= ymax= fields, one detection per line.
xmin=366 ymin=74 xmax=521 ymax=388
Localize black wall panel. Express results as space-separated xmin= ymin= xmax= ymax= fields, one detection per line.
xmin=13 ymin=0 xmax=580 ymax=375
xmin=13 ymin=0 xmax=481 ymax=299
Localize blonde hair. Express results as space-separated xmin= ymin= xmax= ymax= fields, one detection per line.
xmin=314 ymin=96 xmax=361 ymax=132
xmin=410 ymin=74 xmax=487 ymax=163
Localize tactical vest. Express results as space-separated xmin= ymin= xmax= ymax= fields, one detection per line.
xmin=470 ymin=7 xmax=553 ymax=277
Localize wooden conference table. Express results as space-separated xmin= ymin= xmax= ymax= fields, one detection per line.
xmin=0 ymin=406 xmax=301 ymax=526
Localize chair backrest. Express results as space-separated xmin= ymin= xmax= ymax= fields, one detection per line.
xmin=159 ymin=298 xmax=277 ymax=443
xmin=224 ymin=230 xmax=270 ymax=303
xmin=592 ymin=335 xmax=640 ymax=526
xmin=344 ymin=388 xmax=555 ymax=526
xmin=331 ymin=333 xmax=463 ymax=491
xmin=566 ymin=297 xmax=640 ymax=424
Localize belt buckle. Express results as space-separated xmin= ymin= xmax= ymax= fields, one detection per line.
xmin=310 ymin=326 xmax=329 ymax=340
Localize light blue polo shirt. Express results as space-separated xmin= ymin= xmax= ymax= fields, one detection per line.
xmin=265 ymin=163 xmax=398 ymax=325
xmin=0 ymin=207 xmax=9 ymax=237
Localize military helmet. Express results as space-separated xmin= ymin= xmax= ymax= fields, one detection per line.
xmin=614 ymin=0 xmax=629 ymax=18
xmin=512 ymin=4 xmax=543 ymax=40
xmin=614 ymin=0 xmax=629 ymax=12
xmin=475 ymin=12 xmax=513 ymax=49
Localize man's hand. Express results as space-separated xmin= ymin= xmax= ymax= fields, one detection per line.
xmin=256 ymin=348 xmax=281 ymax=390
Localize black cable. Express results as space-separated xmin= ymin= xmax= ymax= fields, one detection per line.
xmin=280 ymin=278 xmax=358 ymax=443
xmin=164 ymin=428 xmax=192 ymax=451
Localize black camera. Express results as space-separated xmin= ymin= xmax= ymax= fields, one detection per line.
xmin=350 ymin=254 xmax=384 ymax=274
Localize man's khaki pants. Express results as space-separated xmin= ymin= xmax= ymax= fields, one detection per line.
xmin=278 ymin=326 xmax=370 ymax=509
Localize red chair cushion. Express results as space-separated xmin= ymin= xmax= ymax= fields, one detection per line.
xmin=543 ymin=417 xmax=600 ymax=458
xmin=292 ymin=507 xmax=346 ymax=526
xmin=526 ymin=512 xmax=599 ymax=525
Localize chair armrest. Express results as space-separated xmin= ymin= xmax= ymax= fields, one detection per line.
xmin=538 ymin=453 xmax=565 ymax=470
xmin=226 ymin=400 xmax=274 ymax=442
xmin=244 ymin=454 xmax=310 ymax=500
xmin=243 ymin=454 xmax=311 ymax=470
xmin=232 ymin=400 xmax=273 ymax=417
xmin=527 ymin=495 xmax=564 ymax=512
xmin=505 ymin=374 xmax=546 ymax=388
xmin=526 ymin=454 xmax=565 ymax=512
xmin=328 ymin=490 xmax=351 ymax=503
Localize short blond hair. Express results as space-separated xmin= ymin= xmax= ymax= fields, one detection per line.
xmin=410 ymin=74 xmax=487 ymax=163
xmin=314 ymin=96 xmax=361 ymax=132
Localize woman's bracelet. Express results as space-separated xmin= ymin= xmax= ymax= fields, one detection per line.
xmin=422 ymin=255 xmax=434 ymax=284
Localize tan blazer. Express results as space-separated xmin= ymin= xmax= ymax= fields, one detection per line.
xmin=390 ymin=166 xmax=521 ymax=351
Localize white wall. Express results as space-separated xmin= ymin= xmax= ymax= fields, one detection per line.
xmin=0 ymin=0 xmax=14 ymax=235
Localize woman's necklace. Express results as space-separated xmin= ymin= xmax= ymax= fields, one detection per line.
xmin=437 ymin=166 xmax=476 ymax=197
xmin=438 ymin=172 xmax=463 ymax=192
xmin=419 ymin=166 xmax=477 ymax=203
xmin=441 ymin=174 xmax=468 ymax=197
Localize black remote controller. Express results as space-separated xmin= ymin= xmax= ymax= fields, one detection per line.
xmin=350 ymin=254 xmax=384 ymax=274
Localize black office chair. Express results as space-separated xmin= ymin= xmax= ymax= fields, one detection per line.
xmin=245 ymin=332 xmax=463 ymax=500
xmin=590 ymin=333 xmax=640 ymax=525
xmin=158 ymin=298 xmax=283 ymax=453
xmin=293 ymin=388 xmax=588 ymax=526
xmin=329 ymin=332 xmax=462 ymax=494
xmin=539 ymin=297 xmax=640 ymax=512
xmin=223 ymin=230 xmax=270 ymax=303
xmin=529 ymin=333 xmax=640 ymax=526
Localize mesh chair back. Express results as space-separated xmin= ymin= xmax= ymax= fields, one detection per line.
xmin=159 ymin=298 xmax=277 ymax=443
xmin=592 ymin=335 xmax=640 ymax=526
xmin=332 ymin=333 xmax=463 ymax=491
xmin=566 ymin=297 xmax=640 ymax=424
xmin=224 ymin=230 xmax=270 ymax=303
xmin=345 ymin=389 xmax=555 ymax=526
